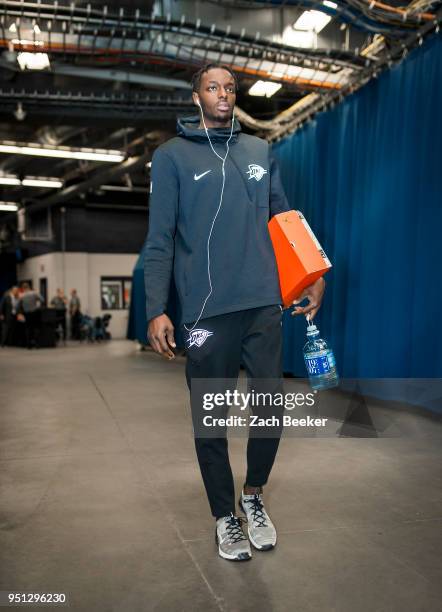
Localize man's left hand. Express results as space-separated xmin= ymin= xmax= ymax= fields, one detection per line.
xmin=290 ymin=277 xmax=326 ymax=320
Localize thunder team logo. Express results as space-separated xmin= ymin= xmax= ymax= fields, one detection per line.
xmin=247 ymin=164 xmax=267 ymax=181
xmin=187 ymin=329 xmax=214 ymax=348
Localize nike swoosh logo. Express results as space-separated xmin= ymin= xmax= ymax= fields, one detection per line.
xmin=194 ymin=170 xmax=211 ymax=181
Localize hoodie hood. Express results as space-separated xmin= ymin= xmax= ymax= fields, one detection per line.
xmin=177 ymin=114 xmax=241 ymax=143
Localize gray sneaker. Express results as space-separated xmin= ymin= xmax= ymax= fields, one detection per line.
xmin=215 ymin=513 xmax=252 ymax=561
xmin=239 ymin=490 xmax=277 ymax=551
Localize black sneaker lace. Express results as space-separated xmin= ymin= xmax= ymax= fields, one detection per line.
xmin=225 ymin=513 xmax=247 ymax=544
xmin=245 ymin=494 xmax=268 ymax=528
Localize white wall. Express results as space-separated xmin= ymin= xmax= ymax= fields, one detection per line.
xmin=88 ymin=253 xmax=138 ymax=339
xmin=17 ymin=252 xmax=138 ymax=339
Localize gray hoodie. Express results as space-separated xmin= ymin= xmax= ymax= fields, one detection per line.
xmin=144 ymin=115 xmax=291 ymax=325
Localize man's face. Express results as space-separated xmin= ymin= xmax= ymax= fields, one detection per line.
xmin=192 ymin=68 xmax=236 ymax=124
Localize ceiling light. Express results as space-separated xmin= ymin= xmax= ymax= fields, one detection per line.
xmin=323 ymin=1 xmax=338 ymax=8
xmin=0 ymin=175 xmax=62 ymax=188
xmin=17 ymin=52 xmax=50 ymax=70
xmin=0 ymin=142 xmax=124 ymax=162
xmin=248 ymin=81 xmax=282 ymax=98
xmin=0 ymin=202 xmax=19 ymax=211
xmin=281 ymin=26 xmax=315 ymax=49
xmin=21 ymin=178 xmax=62 ymax=188
xmin=8 ymin=23 xmax=17 ymax=33
xmin=0 ymin=176 xmax=21 ymax=186
xmin=294 ymin=10 xmax=332 ymax=33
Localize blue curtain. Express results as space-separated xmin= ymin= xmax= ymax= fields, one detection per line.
xmin=273 ymin=33 xmax=442 ymax=387
xmin=127 ymin=250 xmax=147 ymax=344
xmin=127 ymin=246 xmax=185 ymax=348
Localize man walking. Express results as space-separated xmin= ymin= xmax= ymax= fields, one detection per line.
xmin=144 ymin=63 xmax=325 ymax=561
xmin=18 ymin=283 xmax=44 ymax=349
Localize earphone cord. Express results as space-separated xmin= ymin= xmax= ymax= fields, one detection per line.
xmin=183 ymin=107 xmax=235 ymax=334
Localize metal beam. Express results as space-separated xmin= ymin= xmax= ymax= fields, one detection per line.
xmin=26 ymin=153 xmax=151 ymax=212
xmin=49 ymin=63 xmax=190 ymax=90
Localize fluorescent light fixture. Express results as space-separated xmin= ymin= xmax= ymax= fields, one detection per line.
xmin=0 ymin=175 xmax=62 ymax=188
xmin=323 ymin=1 xmax=338 ymax=9
xmin=248 ymin=80 xmax=282 ymax=98
xmin=17 ymin=52 xmax=50 ymax=70
xmin=0 ymin=202 xmax=19 ymax=211
xmin=294 ymin=10 xmax=332 ymax=33
xmin=22 ymin=178 xmax=62 ymax=188
xmin=281 ymin=26 xmax=315 ymax=48
xmin=0 ymin=142 xmax=124 ymax=162
xmin=0 ymin=176 xmax=21 ymax=186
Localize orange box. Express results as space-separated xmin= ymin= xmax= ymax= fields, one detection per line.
xmin=268 ymin=210 xmax=332 ymax=308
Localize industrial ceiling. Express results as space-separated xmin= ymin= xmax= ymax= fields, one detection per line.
xmin=0 ymin=0 xmax=440 ymax=225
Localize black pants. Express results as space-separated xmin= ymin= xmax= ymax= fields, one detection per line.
xmin=183 ymin=304 xmax=284 ymax=519
xmin=24 ymin=311 xmax=40 ymax=348
xmin=55 ymin=311 xmax=67 ymax=341
xmin=70 ymin=312 xmax=81 ymax=340
xmin=1 ymin=317 xmax=15 ymax=346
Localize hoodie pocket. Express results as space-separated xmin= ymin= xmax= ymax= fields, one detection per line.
xmin=257 ymin=199 xmax=270 ymax=209
xmin=184 ymin=256 xmax=204 ymax=298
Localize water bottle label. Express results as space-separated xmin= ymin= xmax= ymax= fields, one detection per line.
xmin=305 ymin=354 xmax=330 ymax=376
xmin=326 ymin=350 xmax=336 ymax=369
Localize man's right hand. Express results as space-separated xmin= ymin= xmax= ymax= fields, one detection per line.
xmin=147 ymin=314 xmax=176 ymax=360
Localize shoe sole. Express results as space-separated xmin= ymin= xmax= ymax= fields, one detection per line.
xmin=215 ymin=530 xmax=252 ymax=561
xmin=238 ymin=498 xmax=276 ymax=551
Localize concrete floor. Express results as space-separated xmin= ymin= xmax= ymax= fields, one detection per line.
xmin=0 ymin=340 xmax=441 ymax=612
